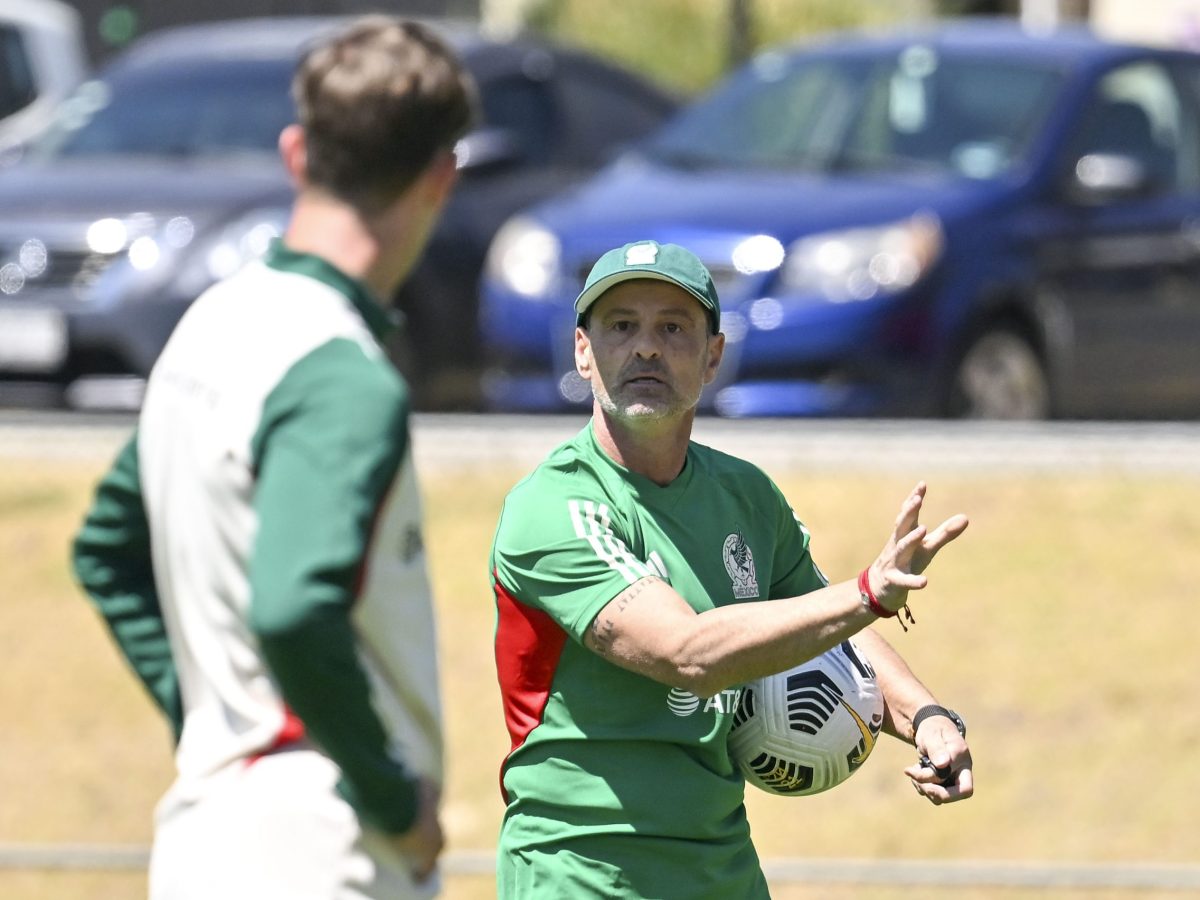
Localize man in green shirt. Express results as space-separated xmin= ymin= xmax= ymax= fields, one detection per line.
xmin=72 ymin=17 xmax=476 ymax=899
xmin=490 ymin=240 xmax=974 ymax=898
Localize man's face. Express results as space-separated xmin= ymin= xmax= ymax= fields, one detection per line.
xmin=575 ymin=279 xmax=724 ymax=421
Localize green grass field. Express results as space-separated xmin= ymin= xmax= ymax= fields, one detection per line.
xmin=2 ymin=449 xmax=1197 ymax=899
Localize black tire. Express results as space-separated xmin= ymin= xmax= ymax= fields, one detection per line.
xmin=949 ymin=328 xmax=1050 ymax=419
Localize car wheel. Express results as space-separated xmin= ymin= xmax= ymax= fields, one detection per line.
xmin=950 ymin=329 xmax=1050 ymax=419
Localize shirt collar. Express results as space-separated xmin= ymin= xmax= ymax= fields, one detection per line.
xmin=585 ymin=420 xmax=695 ymax=499
xmin=263 ymin=240 xmax=395 ymax=341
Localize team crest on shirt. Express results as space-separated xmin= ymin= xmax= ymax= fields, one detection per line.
xmin=722 ymin=530 xmax=759 ymax=599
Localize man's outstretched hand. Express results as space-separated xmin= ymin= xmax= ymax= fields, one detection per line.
xmin=868 ymin=482 xmax=969 ymax=613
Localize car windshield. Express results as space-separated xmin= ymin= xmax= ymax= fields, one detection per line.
xmin=31 ymin=60 xmax=295 ymax=161
xmin=643 ymin=44 xmax=1065 ymax=179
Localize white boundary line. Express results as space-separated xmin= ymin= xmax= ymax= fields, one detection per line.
xmin=760 ymin=858 xmax=1200 ymax=889
xmin=2 ymin=845 xmax=1199 ymax=890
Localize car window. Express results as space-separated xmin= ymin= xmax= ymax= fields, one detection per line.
xmin=0 ymin=24 xmax=36 ymax=120
xmin=480 ymin=74 xmax=555 ymax=165
xmin=644 ymin=46 xmax=1063 ymax=179
xmin=34 ymin=62 xmax=295 ymax=160
xmin=1068 ymin=61 xmax=1192 ymax=191
xmin=849 ymin=48 xmax=1062 ymax=177
xmin=1166 ymin=59 xmax=1200 ymax=190
xmin=646 ymin=54 xmax=860 ymax=171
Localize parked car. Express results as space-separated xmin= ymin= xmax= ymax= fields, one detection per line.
xmin=0 ymin=16 xmax=677 ymax=410
xmin=0 ymin=0 xmax=87 ymax=152
xmin=480 ymin=19 xmax=1200 ymax=419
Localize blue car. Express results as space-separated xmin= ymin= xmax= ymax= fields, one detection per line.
xmin=480 ymin=19 xmax=1200 ymax=418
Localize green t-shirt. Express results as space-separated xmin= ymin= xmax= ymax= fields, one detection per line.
xmin=490 ymin=423 xmax=826 ymax=899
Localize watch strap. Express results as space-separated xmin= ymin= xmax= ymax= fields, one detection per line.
xmin=912 ymin=704 xmax=965 ymax=739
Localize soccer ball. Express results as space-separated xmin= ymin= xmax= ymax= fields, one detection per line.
xmin=728 ymin=639 xmax=884 ymax=797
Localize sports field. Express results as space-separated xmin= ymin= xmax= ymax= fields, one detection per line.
xmin=2 ymin=430 xmax=1196 ymax=899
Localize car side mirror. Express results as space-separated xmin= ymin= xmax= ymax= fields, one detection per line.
xmin=454 ymin=127 xmax=525 ymax=172
xmin=1066 ymin=152 xmax=1152 ymax=205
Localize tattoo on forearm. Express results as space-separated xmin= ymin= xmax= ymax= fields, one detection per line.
xmin=589 ymin=576 xmax=659 ymax=657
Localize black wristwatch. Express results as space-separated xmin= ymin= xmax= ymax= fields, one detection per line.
xmin=911 ymin=704 xmax=966 ymax=740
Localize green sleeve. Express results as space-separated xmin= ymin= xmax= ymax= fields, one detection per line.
xmin=71 ymin=432 xmax=182 ymax=742
xmin=491 ymin=472 xmax=654 ymax=643
xmin=768 ymin=480 xmax=828 ymax=599
xmin=248 ymin=338 xmax=417 ymax=834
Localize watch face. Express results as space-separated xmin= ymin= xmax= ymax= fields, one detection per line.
xmin=949 ymin=711 xmax=966 ymax=737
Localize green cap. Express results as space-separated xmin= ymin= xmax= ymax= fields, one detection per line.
xmin=574 ymin=240 xmax=721 ymax=334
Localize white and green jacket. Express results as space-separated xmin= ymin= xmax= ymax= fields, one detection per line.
xmin=73 ymin=242 xmax=440 ymax=833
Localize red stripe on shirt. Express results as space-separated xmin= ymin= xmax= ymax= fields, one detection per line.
xmin=246 ymin=704 xmax=307 ymax=765
xmin=493 ymin=571 xmax=567 ymax=801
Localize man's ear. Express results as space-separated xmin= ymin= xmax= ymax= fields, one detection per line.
xmin=421 ymin=148 xmax=460 ymax=206
xmin=574 ymin=326 xmax=592 ymax=378
xmin=278 ymin=124 xmax=308 ymax=188
xmin=704 ymin=332 xmax=726 ymax=385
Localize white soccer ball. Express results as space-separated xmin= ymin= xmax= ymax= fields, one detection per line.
xmin=728 ymin=639 xmax=884 ymax=796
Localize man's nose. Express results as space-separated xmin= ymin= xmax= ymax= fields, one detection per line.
xmin=632 ymin=330 xmax=662 ymax=358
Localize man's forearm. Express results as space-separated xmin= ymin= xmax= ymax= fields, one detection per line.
xmin=255 ymin=604 xmax=420 ymax=834
xmin=852 ymin=627 xmax=938 ymax=741
xmin=588 ymin=575 xmax=879 ymax=697
xmin=72 ymin=433 xmax=183 ymax=741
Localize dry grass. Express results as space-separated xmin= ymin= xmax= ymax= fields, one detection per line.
xmin=2 ymin=453 xmax=1198 ymax=899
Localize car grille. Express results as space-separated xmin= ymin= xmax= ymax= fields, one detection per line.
xmin=0 ymin=243 xmax=120 ymax=296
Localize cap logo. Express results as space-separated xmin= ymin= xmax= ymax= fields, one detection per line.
xmin=624 ymin=243 xmax=659 ymax=266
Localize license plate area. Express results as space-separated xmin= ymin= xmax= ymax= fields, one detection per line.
xmin=0 ymin=307 xmax=68 ymax=372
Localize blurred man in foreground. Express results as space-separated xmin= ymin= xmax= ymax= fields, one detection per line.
xmin=73 ymin=17 xmax=476 ymax=899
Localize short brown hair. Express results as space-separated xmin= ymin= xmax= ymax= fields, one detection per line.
xmin=293 ymin=16 xmax=477 ymax=212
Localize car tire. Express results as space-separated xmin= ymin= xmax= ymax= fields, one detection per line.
xmin=949 ymin=328 xmax=1050 ymax=419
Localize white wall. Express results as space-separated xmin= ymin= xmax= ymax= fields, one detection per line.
xmin=480 ymin=0 xmax=536 ymax=36
xmin=1091 ymin=0 xmax=1200 ymax=47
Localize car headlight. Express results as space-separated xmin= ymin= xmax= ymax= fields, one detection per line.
xmin=778 ymin=212 xmax=943 ymax=302
xmin=175 ymin=207 xmax=291 ymax=297
xmin=485 ymin=215 xmax=561 ymax=299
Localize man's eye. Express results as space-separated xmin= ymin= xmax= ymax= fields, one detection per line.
xmin=664 ymin=323 xmax=682 ymax=333
xmin=613 ymin=321 xmax=632 ymax=331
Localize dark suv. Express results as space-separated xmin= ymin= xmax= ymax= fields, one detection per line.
xmin=0 ymin=16 xmax=676 ymax=409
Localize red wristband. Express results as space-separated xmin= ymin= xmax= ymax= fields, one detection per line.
xmin=858 ymin=567 xmax=897 ymax=618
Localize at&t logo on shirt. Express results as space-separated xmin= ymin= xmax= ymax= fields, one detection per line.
xmin=667 ymin=686 xmax=742 ymax=717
